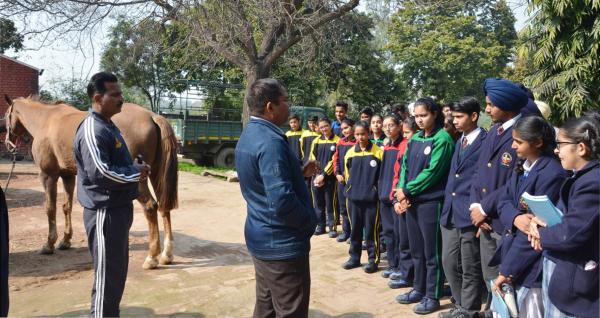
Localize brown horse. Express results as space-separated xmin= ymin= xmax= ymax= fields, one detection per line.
xmin=4 ymin=96 xmax=178 ymax=269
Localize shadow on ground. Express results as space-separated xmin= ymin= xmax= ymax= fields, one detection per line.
xmin=4 ymin=187 xmax=45 ymax=208
xmin=130 ymin=230 xmax=252 ymax=269
xmin=42 ymin=306 xmax=205 ymax=317
xmin=309 ymin=309 xmax=374 ymax=318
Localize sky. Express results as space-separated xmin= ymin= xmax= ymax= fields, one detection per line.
xmin=5 ymin=1 xmax=531 ymax=90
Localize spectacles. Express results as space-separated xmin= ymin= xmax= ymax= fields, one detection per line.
xmin=556 ymin=141 xmax=578 ymax=149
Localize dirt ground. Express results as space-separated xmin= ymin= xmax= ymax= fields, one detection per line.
xmin=3 ymin=160 xmax=451 ymax=317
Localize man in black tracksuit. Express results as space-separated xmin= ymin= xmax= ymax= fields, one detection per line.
xmin=74 ymin=72 xmax=150 ymax=317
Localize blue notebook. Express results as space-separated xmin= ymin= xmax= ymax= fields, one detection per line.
xmin=521 ymin=192 xmax=563 ymax=227
xmin=490 ymin=280 xmax=510 ymax=318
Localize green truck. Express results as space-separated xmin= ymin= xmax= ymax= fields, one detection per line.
xmin=161 ymin=105 xmax=326 ymax=168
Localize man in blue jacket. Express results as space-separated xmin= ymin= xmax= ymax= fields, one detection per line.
xmin=235 ymin=78 xmax=319 ymax=318
xmin=74 ymin=72 xmax=150 ymax=318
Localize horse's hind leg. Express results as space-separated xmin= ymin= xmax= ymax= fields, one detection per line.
xmin=58 ymin=175 xmax=75 ymax=250
xmin=40 ymin=173 xmax=58 ymax=254
xmin=159 ymin=209 xmax=174 ymax=265
xmin=138 ymin=181 xmax=161 ymax=269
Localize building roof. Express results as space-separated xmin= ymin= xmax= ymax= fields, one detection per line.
xmin=0 ymin=54 xmax=40 ymax=72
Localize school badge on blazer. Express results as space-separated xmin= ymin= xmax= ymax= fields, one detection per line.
xmin=115 ymin=138 xmax=122 ymax=149
xmin=519 ymin=197 xmax=529 ymax=212
xmin=501 ymin=152 xmax=512 ymax=166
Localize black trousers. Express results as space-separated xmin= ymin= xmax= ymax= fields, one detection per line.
xmin=348 ymin=200 xmax=380 ymax=264
xmin=406 ymin=201 xmax=444 ymax=299
xmin=441 ymin=224 xmax=483 ymax=312
xmin=0 ymin=187 xmax=9 ymax=317
xmin=311 ymin=176 xmax=338 ymax=230
xmin=84 ymin=204 xmax=133 ymax=318
xmin=336 ymin=183 xmax=350 ymax=235
xmin=380 ymin=201 xmax=397 ymax=268
xmin=396 ymin=211 xmax=414 ymax=279
xmin=253 ymin=255 xmax=311 ymax=318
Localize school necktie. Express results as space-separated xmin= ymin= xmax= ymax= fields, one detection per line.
xmin=461 ymin=137 xmax=468 ymax=149
xmin=497 ymin=126 xmax=505 ymax=136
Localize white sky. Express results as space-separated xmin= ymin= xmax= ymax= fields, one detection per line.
xmin=5 ymin=1 xmax=531 ymax=90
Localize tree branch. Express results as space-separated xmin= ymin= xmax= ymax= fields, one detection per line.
xmin=264 ymin=0 xmax=360 ymax=68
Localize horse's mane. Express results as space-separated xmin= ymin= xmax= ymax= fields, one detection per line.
xmin=16 ymin=96 xmax=79 ymax=109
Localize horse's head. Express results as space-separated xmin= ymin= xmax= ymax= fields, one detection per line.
xmin=4 ymin=95 xmax=27 ymax=153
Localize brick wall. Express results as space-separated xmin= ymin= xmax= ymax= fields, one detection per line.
xmin=0 ymin=56 xmax=39 ymax=158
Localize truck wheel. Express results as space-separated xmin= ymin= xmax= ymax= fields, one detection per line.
xmin=214 ymin=147 xmax=235 ymax=169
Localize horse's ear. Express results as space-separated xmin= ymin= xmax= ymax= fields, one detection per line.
xmin=4 ymin=94 xmax=12 ymax=106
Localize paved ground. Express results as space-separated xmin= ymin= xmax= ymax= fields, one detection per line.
xmin=3 ymin=161 xmax=451 ymax=317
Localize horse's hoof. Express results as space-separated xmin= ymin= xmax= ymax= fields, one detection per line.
xmin=57 ymin=241 xmax=71 ymax=250
xmin=159 ymin=253 xmax=174 ymax=265
xmin=142 ymin=256 xmax=159 ymax=270
xmin=39 ymin=245 xmax=55 ymax=255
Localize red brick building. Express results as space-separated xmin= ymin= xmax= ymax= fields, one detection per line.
xmin=0 ymin=54 xmax=41 ymax=158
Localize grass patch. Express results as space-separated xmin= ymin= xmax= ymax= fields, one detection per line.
xmin=178 ymin=162 xmax=232 ymax=175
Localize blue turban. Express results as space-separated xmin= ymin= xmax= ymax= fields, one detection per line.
xmin=520 ymin=98 xmax=543 ymax=117
xmin=483 ymin=78 xmax=529 ymax=112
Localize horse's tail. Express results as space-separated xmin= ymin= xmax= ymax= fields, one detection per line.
xmin=151 ymin=114 xmax=179 ymax=211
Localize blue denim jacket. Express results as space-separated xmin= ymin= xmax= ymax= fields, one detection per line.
xmin=235 ymin=117 xmax=317 ymax=260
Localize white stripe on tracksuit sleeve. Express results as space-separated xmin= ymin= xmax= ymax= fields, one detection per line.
xmin=82 ymin=116 xmax=140 ymax=188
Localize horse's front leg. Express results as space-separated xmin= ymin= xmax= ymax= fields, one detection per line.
xmin=58 ymin=175 xmax=75 ymax=250
xmin=138 ymin=182 xmax=161 ymax=269
xmin=40 ymin=173 xmax=59 ymax=254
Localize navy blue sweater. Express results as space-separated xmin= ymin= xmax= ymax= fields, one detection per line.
xmin=235 ymin=117 xmax=317 ymax=260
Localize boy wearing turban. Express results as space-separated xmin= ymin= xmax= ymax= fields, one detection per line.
xmin=468 ymin=78 xmax=527 ymax=314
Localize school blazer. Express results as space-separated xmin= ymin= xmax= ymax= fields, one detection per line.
xmin=469 ymin=124 xmax=518 ymax=233
xmin=490 ymin=156 xmax=567 ymax=288
xmin=441 ymin=129 xmax=486 ymax=229
xmin=540 ymin=161 xmax=599 ymax=318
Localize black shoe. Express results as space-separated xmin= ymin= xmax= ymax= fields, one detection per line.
xmin=388 ymin=278 xmax=410 ymax=289
xmin=328 ymin=230 xmax=338 ymax=238
xmin=413 ymin=297 xmax=440 ymax=315
xmin=390 ymin=270 xmax=407 ymax=281
xmin=381 ymin=267 xmax=395 ymax=278
xmin=396 ymin=289 xmax=424 ymax=304
xmin=363 ymin=262 xmax=378 ymax=273
xmin=438 ymin=307 xmax=459 ymax=318
xmin=342 ymin=259 xmax=361 ymax=270
xmin=314 ymin=225 xmax=325 ymax=235
xmin=336 ymin=232 xmax=349 ymax=242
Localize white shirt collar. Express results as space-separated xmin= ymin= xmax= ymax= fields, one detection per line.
xmin=461 ymin=127 xmax=482 ymax=146
xmin=251 ymin=116 xmax=284 ymax=134
xmin=523 ymin=158 xmax=538 ymax=173
xmin=501 ymin=113 xmax=522 ymax=131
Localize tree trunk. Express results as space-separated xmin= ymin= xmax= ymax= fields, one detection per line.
xmin=242 ymin=64 xmax=270 ymax=125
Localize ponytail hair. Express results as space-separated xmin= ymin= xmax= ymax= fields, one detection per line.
xmin=561 ymin=116 xmax=600 ymax=160
xmin=513 ymin=116 xmax=557 ymax=173
xmin=414 ymin=97 xmax=444 ymax=128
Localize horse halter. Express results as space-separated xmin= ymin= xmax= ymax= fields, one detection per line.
xmin=4 ymin=102 xmax=19 ymax=154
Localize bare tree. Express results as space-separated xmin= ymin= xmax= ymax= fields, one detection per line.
xmin=1 ymin=0 xmax=360 ymax=122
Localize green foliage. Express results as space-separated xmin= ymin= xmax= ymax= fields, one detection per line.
xmin=101 ymin=18 xmax=245 ymax=112
xmin=178 ymin=162 xmax=231 ymax=174
xmin=273 ymin=12 xmax=407 ymax=114
xmin=40 ymin=78 xmax=89 ymax=110
xmin=518 ymin=0 xmax=600 ymax=123
xmin=0 ymin=18 xmax=23 ymax=54
xmin=101 ymin=19 xmax=176 ymax=112
xmin=387 ymin=0 xmax=517 ymax=103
